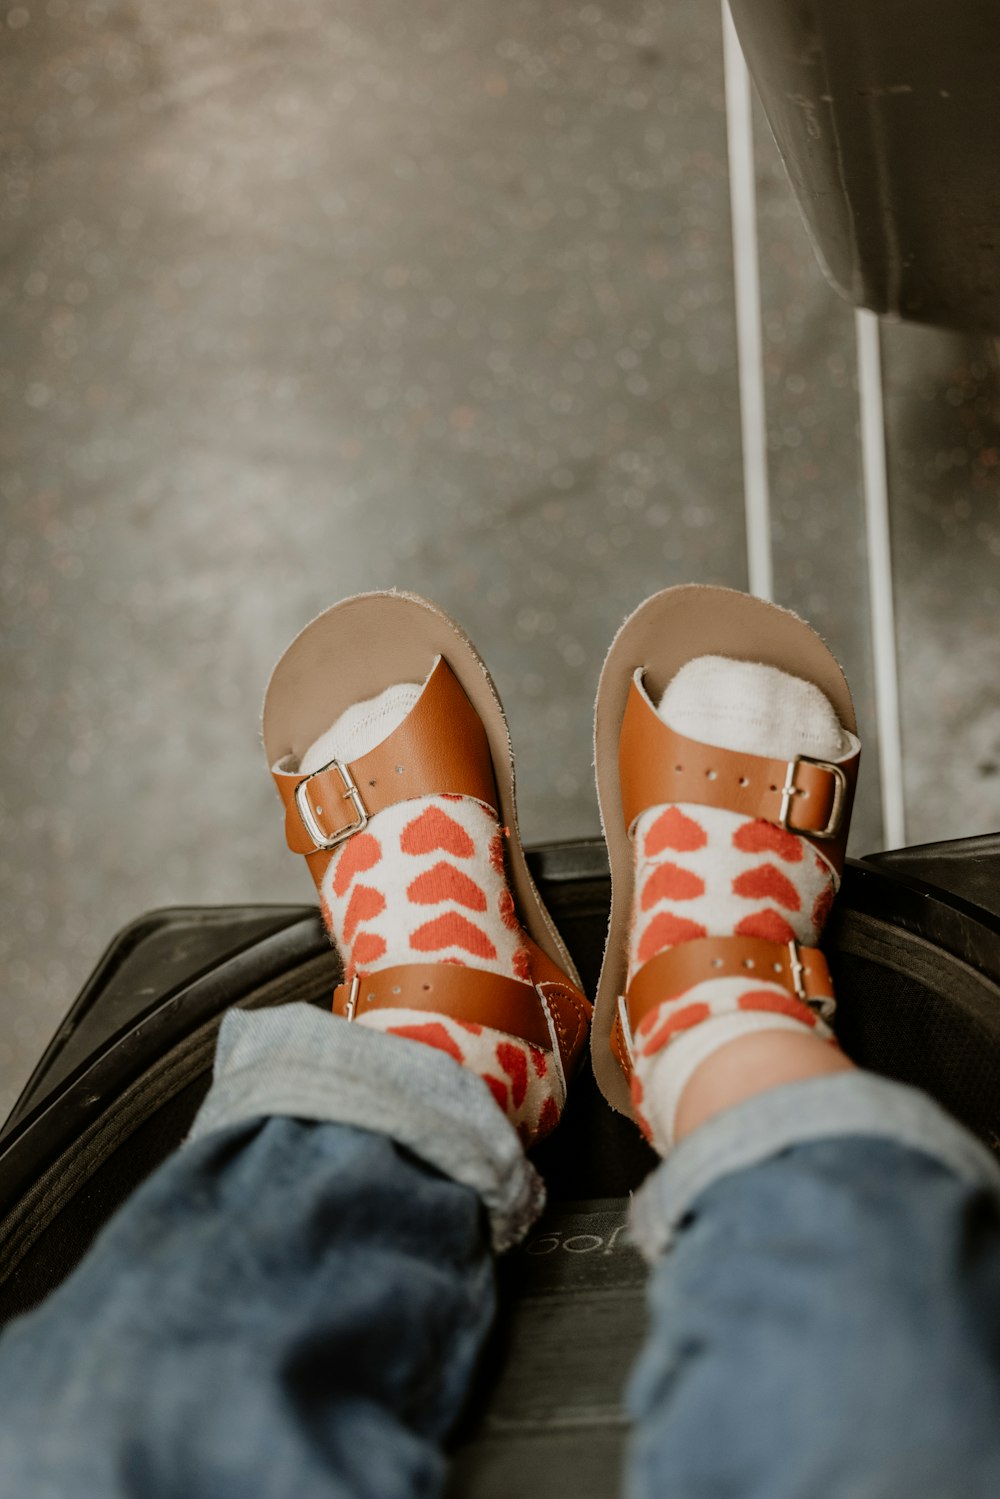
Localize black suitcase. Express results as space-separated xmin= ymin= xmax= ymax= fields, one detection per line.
xmin=1 ymin=836 xmax=998 ymax=1495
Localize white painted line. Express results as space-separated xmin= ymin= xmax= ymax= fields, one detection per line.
xmin=721 ymin=2 xmax=773 ymax=602
xmin=855 ymin=309 xmax=907 ymax=849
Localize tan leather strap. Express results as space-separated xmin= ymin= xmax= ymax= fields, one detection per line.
xmin=625 ymin=934 xmax=835 ymax=1039
xmin=271 ymin=657 xmax=499 ymax=884
xmin=332 ymin=939 xmax=592 ymax=1074
xmin=618 ymin=676 xmax=859 ymax=874
xmin=333 ymin=964 xmax=553 ymax=1050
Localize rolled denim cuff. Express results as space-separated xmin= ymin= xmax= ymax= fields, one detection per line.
xmin=187 ymin=1002 xmax=545 ymax=1253
xmin=630 ymin=1069 xmax=1000 ymax=1262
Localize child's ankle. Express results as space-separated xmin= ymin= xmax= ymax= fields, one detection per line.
xmin=672 ymin=1029 xmax=856 ymax=1142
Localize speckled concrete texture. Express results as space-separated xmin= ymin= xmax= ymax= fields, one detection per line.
xmin=882 ymin=326 xmax=1000 ymax=844
xmin=1 ymin=1 xmax=998 ymax=1119
xmin=752 ymin=95 xmax=884 ymax=854
xmin=1 ymin=0 xmax=749 ymax=1113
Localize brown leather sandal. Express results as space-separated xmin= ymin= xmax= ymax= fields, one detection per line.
xmin=592 ymin=584 xmax=861 ymax=1119
xmin=263 ymin=590 xmax=591 ymax=1090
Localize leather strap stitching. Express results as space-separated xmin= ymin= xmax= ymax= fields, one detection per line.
xmin=611 ymin=1009 xmax=632 ymax=1076
xmin=539 ymin=984 xmax=588 ymax=1064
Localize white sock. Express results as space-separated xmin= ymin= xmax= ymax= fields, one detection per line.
xmin=300 ymin=684 xmax=422 ymax=774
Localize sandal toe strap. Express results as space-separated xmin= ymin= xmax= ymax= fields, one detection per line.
xmin=620 ymin=674 xmax=859 ymax=872
xmin=272 ymin=657 xmax=499 ymax=872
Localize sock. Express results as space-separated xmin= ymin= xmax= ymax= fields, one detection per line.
xmin=301 ymin=684 xmax=565 ymax=1146
xmin=628 ymin=655 xmax=860 ymax=1154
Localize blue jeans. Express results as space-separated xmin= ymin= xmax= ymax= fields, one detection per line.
xmin=0 ymin=1003 xmax=999 ymax=1497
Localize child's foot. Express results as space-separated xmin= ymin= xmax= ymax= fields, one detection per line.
xmin=625 ymin=654 xmax=860 ymax=1153
xmin=268 ymin=618 xmax=591 ymax=1150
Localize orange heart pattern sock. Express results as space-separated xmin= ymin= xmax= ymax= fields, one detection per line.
xmin=301 ymin=686 xmax=565 ymax=1146
xmin=628 ymin=655 xmax=860 ymax=1154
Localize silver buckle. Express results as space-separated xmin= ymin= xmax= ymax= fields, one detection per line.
xmin=778 ymin=755 xmax=847 ymax=839
xmin=787 ymin=940 xmax=837 ymax=1023
xmin=787 ymin=939 xmax=807 ymax=1002
xmin=344 ymin=973 xmax=361 ymax=1021
xmin=295 ymin=759 xmax=369 ymax=850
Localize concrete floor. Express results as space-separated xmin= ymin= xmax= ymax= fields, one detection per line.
xmin=1 ymin=0 xmax=999 ymax=1119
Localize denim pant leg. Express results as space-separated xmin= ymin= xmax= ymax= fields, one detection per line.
xmin=626 ymin=1071 xmax=1000 ymax=1499
xmin=0 ymin=1004 xmax=544 ymax=1499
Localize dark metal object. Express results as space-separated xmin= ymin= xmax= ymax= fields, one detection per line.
xmin=728 ymin=0 xmax=1000 ymax=332
xmin=0 ymin=837 xmax=998 ymax=1494
xmin=866 ymin=831 xmax=1000 ymax=921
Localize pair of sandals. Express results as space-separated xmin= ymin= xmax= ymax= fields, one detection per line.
xmin=263 ymin=585 xmax=860 ymax=1127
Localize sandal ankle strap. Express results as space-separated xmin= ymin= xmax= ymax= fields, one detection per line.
xmin=333 ymin=940 xmax=592 ymax=1076
xmin=612 ymin=934 xmax=835 ymax=1076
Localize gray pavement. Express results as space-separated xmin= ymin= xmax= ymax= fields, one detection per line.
xmin=1 ymin=0 xmax=998 ymax=1119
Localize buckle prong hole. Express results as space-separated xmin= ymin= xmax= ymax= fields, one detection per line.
xmin=392 ymin=986 xmax=401 ymax=995
xmin=674 ymin=764 xmax=683 ymax=773
xmin=706 ymin=769 xmax=717 ymax=780
xmin=773 ymin=962 xmax=782 ymax=973
xmin=738 ymin=777 xmax=748 ymax=787
xmin=711 ymin=957 xmax=723 ymax=968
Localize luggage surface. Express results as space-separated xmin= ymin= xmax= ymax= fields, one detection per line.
xmin=729 ymin=0 xmax=1000 ymax=332
xmin=0 ymin=837 xmax=998 ymax=1495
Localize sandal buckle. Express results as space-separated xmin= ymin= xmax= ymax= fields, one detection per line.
xmin=787 ymin=939 xmax=837 ymax=1022
xmin=787 ymin=939 xmax=807 ymax=1002
xmin=295 ymin=759 xmax=369 ymax=850
xmin=778 ymin=755 xmax=847 ymax=839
